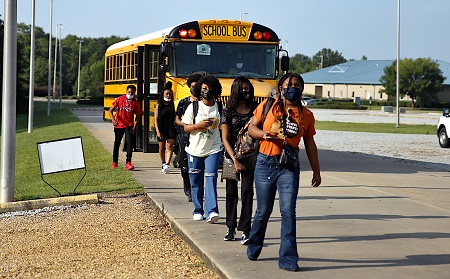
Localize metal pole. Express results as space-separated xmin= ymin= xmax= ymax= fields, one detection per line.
xmin=1 ymin=0 xmax=18 ymax=203
xmin=59 ymin=27 xmax=63 ymax=109
xmin=28 ymin=0 xmax=35 ymax=133
xmin=77 ymin=40 xmax=83 ymax=97
xmin=396 ymin=0 xmax=401 ymax=128
xmin=47 ymin=0 xmax=52 ymax=116
xmin=52 ymin=23 xmax=60 ymax=103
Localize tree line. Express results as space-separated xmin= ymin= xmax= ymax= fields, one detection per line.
xmin=0 ymin=18 xmax=126 ymax=113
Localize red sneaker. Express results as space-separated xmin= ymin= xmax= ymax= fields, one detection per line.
xmin=125 ymin=162 xmax=135 ymax=170
xmin=111 ymin=162 xmax=118 ymax=169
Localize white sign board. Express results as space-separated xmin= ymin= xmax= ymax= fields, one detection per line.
xmin=37 ymin=137 xmax=86 ymax=175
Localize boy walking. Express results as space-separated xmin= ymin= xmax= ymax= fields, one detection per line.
xmin=109 ymin=85 xmax=142 ymax=170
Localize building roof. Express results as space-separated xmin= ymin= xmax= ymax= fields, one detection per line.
xmin=301 ymin=59 xmax=450 ymax=85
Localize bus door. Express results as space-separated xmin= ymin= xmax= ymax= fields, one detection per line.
xmin=137 ymin=44 xmax=161 ymax=153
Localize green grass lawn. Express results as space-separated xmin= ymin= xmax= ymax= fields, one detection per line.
xmin=6 ymin=101 xmax=143 ymax=201
xmin=315 ymin=121 xmax=436 ymax=134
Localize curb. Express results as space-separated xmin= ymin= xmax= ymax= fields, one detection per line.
xmin=0 ymin=194 xmax=99 ymax=213
xmin=144 ymin=193 xmax=228 ymax=279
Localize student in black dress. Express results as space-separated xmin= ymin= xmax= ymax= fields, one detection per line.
xmin=155 ymin=82 xmax=176 ymax=174
xmin=221 ymin=76 xmax=258 ymax=244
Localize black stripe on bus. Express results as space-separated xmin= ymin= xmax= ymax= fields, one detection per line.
xmin=105 ymin=94 xmax=123 ymax=99
xmin=104 ymin=80 xmax=138 ymax=85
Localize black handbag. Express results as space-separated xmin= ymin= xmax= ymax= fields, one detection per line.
xmin=221 ymin=157 xmax=240 ymax=181
xmin=278 ymin=142 xmax=299 ymax=170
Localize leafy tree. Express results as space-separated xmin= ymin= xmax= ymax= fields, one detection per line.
xmin=313 ymin=48 xmax=347 ymax=68
xmin=380 ymin=58 xmax=445 ymax=108
xmin=289 ymin=48 xmax=347 ymax=74
xmin=13 ymin=21 xmax=127 ymax=99
xmin=289 ymin=53 xmax=312 ymax=74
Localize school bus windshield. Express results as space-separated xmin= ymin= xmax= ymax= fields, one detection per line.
xmin=169 ymin=42 xmax=277 ymax=79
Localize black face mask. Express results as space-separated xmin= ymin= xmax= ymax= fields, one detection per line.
xmin=238 ymin=90 xmax=250 ymax=100
xmin=201 ymin=89 xmax=215 ymax=101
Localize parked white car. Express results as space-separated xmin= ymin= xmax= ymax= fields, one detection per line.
xmin=301 ymin=96 xmax=320 ymax=106
xmin=437 ymin=108 xmax=450 ymax=148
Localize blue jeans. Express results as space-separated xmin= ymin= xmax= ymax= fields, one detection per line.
xmin=187 ymin=151 xmax=223 ymax=217
xmin=247 ymin=152 xmax=300 ymax=271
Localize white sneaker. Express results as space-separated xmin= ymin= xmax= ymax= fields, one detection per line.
xmin=206 ymin=212 xmax=220 ymax=224
xmin=163 ymin=164 xmax=170 ymax=174
xmin=193 ymin=214 xmax=204 ymax=221
xmin=161 ymin=164 xmax=166 ymax=173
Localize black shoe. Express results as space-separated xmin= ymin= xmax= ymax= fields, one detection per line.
xmin=186 ymin=189 xmax=192 ymax=202
xmin=224 ymin=229 xmax=236 ymax=241
xmin=184 ymin=185 xmax=190 ymax=197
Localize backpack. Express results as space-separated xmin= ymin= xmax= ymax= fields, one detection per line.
xmin=192 ymin=100 xmax=223 ymax=124
xmin=234 ymin=97 xmax=275 ymax=170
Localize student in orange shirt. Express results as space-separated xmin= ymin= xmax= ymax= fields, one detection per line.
xmin=246 ymin=73 xmax=321 ymax=272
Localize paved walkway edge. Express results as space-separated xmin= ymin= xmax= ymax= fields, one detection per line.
xmin=0 ymin=194 xmax=99 ymax=213
xmin=145 ymin=193 xmax=228 ymax=279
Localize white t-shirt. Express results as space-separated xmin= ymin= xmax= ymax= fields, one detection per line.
xmin=182 ymin=101 xmax=223 ymax=157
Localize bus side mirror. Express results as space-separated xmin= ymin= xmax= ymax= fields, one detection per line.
xmin=281 ymin=56 xmax=290 ymax=72
xmin=444 ymin=108 xmax=449 ymax=117
xmin=160 ymin=43 xmax=170 ymax=57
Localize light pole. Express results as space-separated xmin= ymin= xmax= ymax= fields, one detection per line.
xmin=47 ymin=0 xmax=53 ymax=115
xmin=1 ymin=0 xmax=18 ymax=203
xmin=52 ymin=24 xmax=62 ymax=103
xmin=396 ymin=0 xmax=401 ymax=128
xmin=240 ymin=11 xmax=248 ymax=21
xmin=59 ymin=39 xmax=65 ymax=108
xmin=28 ymin=0 xmax=36 ymax=133
xmin=285 ymin=40 xmax=288 ymax=52
xmin=77 ymin=40 xmax=84 ymax=98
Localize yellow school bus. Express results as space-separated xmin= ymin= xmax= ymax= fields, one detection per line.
xmin=104 ymin=19 xmax=289 ymax=152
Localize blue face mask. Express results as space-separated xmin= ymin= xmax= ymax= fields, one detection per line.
xmin=283 ymin=87 xmax=302 ymax=102
xmin=190 ymin=87 xmax=195 ymax=95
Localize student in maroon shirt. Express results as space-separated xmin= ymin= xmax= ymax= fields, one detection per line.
xmin=108 ymin=85 xmax=142 ymax=170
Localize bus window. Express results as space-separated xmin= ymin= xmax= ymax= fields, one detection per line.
xmin=171 ymin=42 xmax=276 ymax=79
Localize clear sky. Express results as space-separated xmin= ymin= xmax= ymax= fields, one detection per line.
xmin=3 ymin=0 xmax=450 ymax=62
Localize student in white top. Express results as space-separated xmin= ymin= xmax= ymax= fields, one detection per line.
xmin=182 ymin=75 xmax=223 ymax=224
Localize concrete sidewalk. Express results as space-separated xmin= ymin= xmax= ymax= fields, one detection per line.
xmin=73 ymin=107 xmax=450 ymax=279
